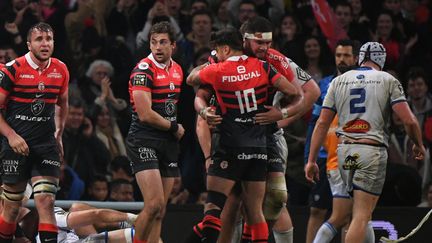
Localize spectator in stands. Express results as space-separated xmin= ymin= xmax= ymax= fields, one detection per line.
xmin=82 ymin=174 xmax=109 ymax=201
xmin=334 ymin=1 xmax=370 ymax=43
xmin=108 ymin=179 xmax=135 ymax=202
xmin=168 ymin=177 xmax=189 ymax=205
xmin=110 ymin=155 xmax=134 ymax=182
xmin=349 ymin=0 xmax=371 ymax=25
xmin=407 ymin=67 xmax=432 ymax=130
xmin=228 ymin=0 xmax=284 ymax=25
xmin=212 ymin=0 xmax=233 ymax=31
xmin=62 ymin=98 xmax=111 ymax=185
xmin=228 ymin=0 xmax=258 ymax=28
xmin=0 ymin=45 xmax=17 ymax=64
xmin=300 ymin=36 xmax=334 ymax=82
xmin=57 ymin=159 xmax=85 ymax=200
xmin=275 ymin=13 xmax=305 ymax=63
xmin=90 ymin=104 xmax=127 ymax=160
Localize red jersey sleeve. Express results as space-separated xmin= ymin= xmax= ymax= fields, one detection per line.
xmin=199 ymin=64 xmax=218 ymax=85
xmin=262 ymin=61 xmax=282 ymax=86
xmin=59 ymin=62 xmax=69 ymax=94
xmin=266 ymin=49 xmax=295 ymax=82
xmin=130 ymin=61 xmax=153 ymax=92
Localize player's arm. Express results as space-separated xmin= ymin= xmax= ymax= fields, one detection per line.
xmin=0 ymin=68 xmax=28 ymax=156
xmin=392 ymin=102 xmax=426 ymax=160
xmin=55 ymin=70 xmax=69 ymax=156
xmin=186 ymin=64 xmax=207 ymax=87
xmin=305 ymin=108 xmax=335 ymax=183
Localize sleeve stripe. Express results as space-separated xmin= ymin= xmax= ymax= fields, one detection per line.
xmin=391 ymin=99 xmax=407 ymax=106
xmin=322 ymin=106 xmax=337 ymax=112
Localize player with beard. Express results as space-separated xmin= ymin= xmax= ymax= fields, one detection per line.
xmin=0 ymin=22 xmax=69 ymax=243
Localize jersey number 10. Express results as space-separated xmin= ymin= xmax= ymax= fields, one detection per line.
xmin=235 ymin=88 xmax=258 ymax=114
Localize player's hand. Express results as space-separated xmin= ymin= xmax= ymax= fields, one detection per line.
xmin=205 ymin=108 xmax=222 ymax=127
xmin=304 ymin=162 xmax=319 ymax=183
xmin=7 ymin=132 xmax=29 ymax=156
xmin=412 ymin=144 xmax=426 ymax=160
xmin=174 ymin=123 xmax=185 ymax=140
xmin=255 ymin=105 xmax=283 ymax=125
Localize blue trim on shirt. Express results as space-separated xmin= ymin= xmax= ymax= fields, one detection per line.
xmin=356 ymin=67 xmax=373 ymax=71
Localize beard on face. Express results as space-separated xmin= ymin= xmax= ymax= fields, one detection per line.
xmin=243 ymin=41 xmax=255 ymax=57
xmin=337 ymin=63 xmax=355 ymax=74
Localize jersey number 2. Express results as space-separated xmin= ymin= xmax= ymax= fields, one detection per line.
xmin=235 ymin=88 xmax=257 ymax=114
xmin=350 ymin=88 xmax=366 ymax=113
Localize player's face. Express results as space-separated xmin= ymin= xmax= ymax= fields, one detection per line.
xmin=27 ymin=29 xmax=54 ymax=62
xmin=244 ymin=39 xmax=272 ymax=60
xmin=215 ymin=45 xmax=228 ymax=62
xmin=150 ymin=33 xmax=175 ymax=64
xmin=335 ymin=45 xmax=356 ymax=73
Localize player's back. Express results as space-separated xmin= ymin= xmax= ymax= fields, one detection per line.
xmin=327 ymin=67 xmax=406 ymax=146
xmin=200 ymin=55 xmax=280 ymax=148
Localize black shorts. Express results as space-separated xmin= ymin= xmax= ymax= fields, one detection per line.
xmin=309 ymin=157 xmax=332 ymax=209
xmin=126 ymin=136 xmax=180 ymax=177
xmin=267 ymin=130 xmax=288 ymax=173
xmin=1 ymin=142 xmax=61 ymax=184
xmin=208 ymin=143 xmax=267 ymax=181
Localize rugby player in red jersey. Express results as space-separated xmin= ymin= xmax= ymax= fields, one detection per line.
xmin=186 ymin=28 xmax=303 ymax=243
xmin=0 ymin=22 xmax=69 ymax=243
xmin=126 ymin=21 xmax=184 ymax=243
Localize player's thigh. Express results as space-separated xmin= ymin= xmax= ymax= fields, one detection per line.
xmin=1 ymin=143 xmax=31 ymax=185
xmin=31 ymin=144 xmax=61 ymax=178
xmin=351 ymin=190 xmax=379 ymax=222
xmin=267 ymin=130 xmax=287 ymax=174
xmin=158 ymin=139 xmax=180 ymax=178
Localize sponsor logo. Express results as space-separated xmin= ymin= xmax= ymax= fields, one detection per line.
xmin=168 ymin=93 xmax=176 ymax=98
xmin=138 ymin=147 xmax=157 ymax=161
xmin=165 ymin=99 xmax=176 ymax=115
xmin=42 ymin=159 xmax=61 ymax=167
xmin=31 ymin=99 xmax=45 ymax=116
xmin=237 ymin=65 xmax=246 ymax=74
xmin=164 ymin=116 xmax=176 ymax=121
xmin=267 ymin=53 xmax=290 ymax=69
xmin=222 ymin=71 xmax=261 ymax=83
xmin=138 ymin=62 xmax=149 ymax=70
xmin=133 ymin=74 xmax=147 ymax=86
xmin=220 ymin=161 xmax=228 ymax=169
xmin=15 ymin=114 xmax=51 ymax=122
xmin=2 ymin=160 xmax=19 ymax=174
xmin=237 ymin=153 xmax=268 ymax=160
xmin=234 ymin=117 xmax=254 ymax=123
xmin=173 ymin=72 xmax=181 ymax=79
xmin=47 ymin=72 xmax=62 ymax=78
xmin=342 ymin=153 xmax=361 ymax=170
xmin=169 ymin=82 xmax=175 ymax=90
xmin=35 ymin=93 xmax=43 ymax=98
xmin=268 ymin=158 xmax=283 ymax=164
xmin=19 ymin=74 xmax=34 ymax=79
xmin=157 ymin=74 xmax=166 ymax=79
xmin=343 ymin=119 xmax=370 ymax=133
xmin=168 ymin=162 xmax=178 ymax=168
xmin=356 ymin=74 xmax=365 ymax=80
xmin=38 ymin=82 xmax=45 ymax=91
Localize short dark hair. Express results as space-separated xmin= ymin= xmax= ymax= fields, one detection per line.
xmin=68 ymin=97 xmax=86 ymax=109
xmin=240 ymin=16 xmax=272 ymax=36
xmin=336 ymin=39 xmax=361 ymax=57
xmin=89 ymin=174 xmax=108 ymax=186
xmin=27 ymin=22 xmax=54 ymax=42
xmin=110 ymin=179 xmax=132 ymax=192
xmin=111 ymin=156 xmax=132 ymax=176
xmin=334 ymin=1 xmax=353 ymax=15
xmin=191 ymin=9 xmax=213 ymax=24
xmin=149 ymin=21 xmax=177 ymax=43
xmin=408 ymin=67 xmax=428 ymax=85
xmin=211 ymin=28 xmax=243 ymax=51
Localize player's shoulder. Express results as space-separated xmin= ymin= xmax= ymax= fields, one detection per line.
xmin=50 ymin=58 xmax=69 ymax=72
xmin=266 ymin=48 xmax=286 ymax=59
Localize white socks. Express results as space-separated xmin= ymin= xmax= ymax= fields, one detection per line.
xmin=273 ymin=227 xmax=293 ymax=243
xmin=313 ymin=222 xmax=337 ymax=243
xmin=364 ymin=221 xmax=375 ymax=243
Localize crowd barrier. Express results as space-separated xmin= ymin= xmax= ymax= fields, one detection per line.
xmin=26 ymin=200 xmax=432 ymax=243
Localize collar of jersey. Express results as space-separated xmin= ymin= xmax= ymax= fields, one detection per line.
xmin=356 ymin=66 xmax=372 ymax=71
xmin=148 ymin=53 xmax=172 ymax=69
xmin=25 ymin=52 xmax=51 ymax=70
xmin=226 ymin=55 xmax=248 ymax=62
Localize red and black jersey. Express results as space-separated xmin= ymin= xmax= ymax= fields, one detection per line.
xmin=265 ymin=48 xmax=295 ymax=103
xmin=199 ymin=55 xmax=280 ymax=147
xmin=0 ymin=53 xmax=69 ymax=145
xmin=128 ymin=54 xmax=183 ymax=140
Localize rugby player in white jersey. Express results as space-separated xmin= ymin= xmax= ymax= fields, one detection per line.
xmin=306 ymin=42 xmax=426 ymax=243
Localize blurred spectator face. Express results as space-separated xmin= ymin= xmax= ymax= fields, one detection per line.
xmin=66 ymin=106 xmax=85 ymax=129
xmin=96 ymin=105 xmax=111 ymax=129
xmin=376 ymin=13 xmax=394 ymax=37
xmin=110 ymin=184 xmax=134 ymax=201
xmin=401 ymin=0 xmax=418 ymax=13
xmin=166 ymin=0 xmax=181 ymax=16
xmin=91 ymin=64 xmax=110 ymax=86
xmin=123 ymin=0 xmax=137 ymax=8
xmin=384 ymin=0 xmax=401 ymax=15
xmin=195 ymin=51 xmax=210 ymax=66
xmin=192 ymin=14 xmax=212 ymax=38
xmin=335 ymin=45 xmax=356 ymax=73
xmin=0 ymin=48 xmax=17 ymax=64
xmin=244 ymin=39 xmax=272 ymax=60
xmin=27 ymin=29 xmax=54 ymax=62
xmin=238 ymin=3 xmax=257 ymax=24
xmin=280 ymin=15 xmax=298 ymax=38
xmin=40 ymin=0 xmax=55 ymax=6
xmin=12 ymin=0 xmax=28 ymax=11
xmin=150 ymin=33 xmax=175 ymax=64
xmin=191 ymin=1 xmax=208 ymax=13
xmin=111 ymin=168 xmax=133 ymax=181
xmin=217 ymin=1 xmax=230 ymax=23
xmin=407 ymin=76 xmax=428 ymax=101
xmin=349 ymin=0 xmax=362 ymax=16
xmin=304 ymin=38 xmax=320 ymax=60
xmin=335 ymin=5 xmax=353 ymax=29
xmin=88 ymin=181 xmax=108 ymax=201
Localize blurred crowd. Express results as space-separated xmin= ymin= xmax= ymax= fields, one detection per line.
xmin=1 ymin=0 xmax=432 ymax=208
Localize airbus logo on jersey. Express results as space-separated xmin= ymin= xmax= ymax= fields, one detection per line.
xmin=222 ymin=71 xmax=261 ymax=83
xmin=19 ymin=74 xmax=34 ymax=79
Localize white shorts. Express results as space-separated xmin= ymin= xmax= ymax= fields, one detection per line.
xmin=337 ymin=143 xmax=387 ymax=195
xmin=327 ymin=169 xmax=350 ymax=198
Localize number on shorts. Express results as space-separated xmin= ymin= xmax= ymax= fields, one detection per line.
xmin=235 ymin=88 xmax=257 ymax=114
xmin=350 ymin=88 xmax=366 ymax=113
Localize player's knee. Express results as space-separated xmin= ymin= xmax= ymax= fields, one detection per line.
xmin=263 ymin=177 xmax=287 ymax=220
xmin=0 ymin=187 xmax=26 ymax=203
xmin=145 ymin=198 xmax=164 ymax=218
